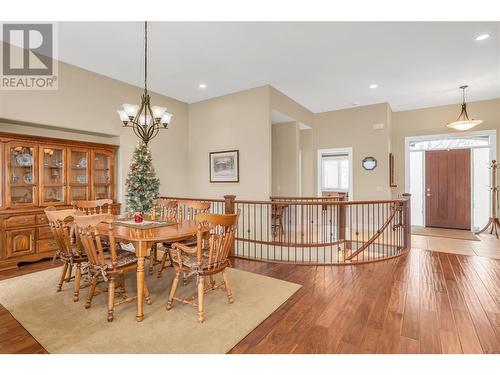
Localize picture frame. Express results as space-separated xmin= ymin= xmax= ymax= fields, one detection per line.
xmin=209 ymin=150 xmax=239 ymax=183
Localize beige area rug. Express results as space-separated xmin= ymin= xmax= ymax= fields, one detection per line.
xmin=412 ymin=226 xmax=480 ymax=241
xmin=0 ymin=267 xmax=300 ymax=353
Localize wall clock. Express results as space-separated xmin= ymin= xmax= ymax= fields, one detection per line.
xmin=362 ymin=156 xmax=377 ymax=171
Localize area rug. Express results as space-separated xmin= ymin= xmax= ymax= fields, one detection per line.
xmin=412 ymin=226 xmax=480 ymax=241
xmin=0 ymin=267 xmax=300 ymax=353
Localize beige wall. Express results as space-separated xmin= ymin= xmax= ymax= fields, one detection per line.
xmin=300 ymin=129 xmax=314 ymax=196
xmin=272 ymin=122 xmax=299 ymax=196
xmin=269 ymin=86 xmax=315 ymax=197
xmin=188 ymin=86 xmax=272 ymax=199
xmin=0 ymin=50 xmax=190 ymax=207
xmin=269 ymin=86 xmax=314 ymax=127
xmin=313 ymin=103 xmax=392 ymax=200
xmin=391 ymin=98 xmax=500 ymax=197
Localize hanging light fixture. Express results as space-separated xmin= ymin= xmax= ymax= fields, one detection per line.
xmin=446 ymin=85 xmax=482 ymax=131
xmin=117 ymin=21 xmax=172 ymax=144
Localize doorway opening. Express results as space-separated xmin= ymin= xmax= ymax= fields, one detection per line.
xmin=405 ymin=130 xmax=496 ymax=231
xmin=317 ymin=147 xmax=353 ymax=199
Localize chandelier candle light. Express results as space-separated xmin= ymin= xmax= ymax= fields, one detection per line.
xmin=117 ymin=21 xmax=173 ymax=144
xmin=446 ymin=85 xmax=482 ymax=131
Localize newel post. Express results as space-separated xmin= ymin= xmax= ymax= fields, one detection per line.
xmin=337 ymin=193 xmax=348 ymax=248
xmin=402 ymin=193 xmax=411 ymax=250
xmin=224 ymin=195 xmax=237 ymax=257
xmin=224 ymin=195 xmax=236 ymax=214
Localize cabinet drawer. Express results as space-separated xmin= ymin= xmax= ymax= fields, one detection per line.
xmin=37 ymin=214 xmax=49 ymax=225
xmin=4 ymin=215 xmax=36 ymax=228
xmin=5 ymin=228 xmax=36 ymax=258
xmin=38 ymin=239 xmax=58 ymax=253
xmin=37 ymin=226 xmax=53 ymax=240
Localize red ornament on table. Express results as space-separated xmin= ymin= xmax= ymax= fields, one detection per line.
xmin=134 ymin=211 xmax=144 ymax=223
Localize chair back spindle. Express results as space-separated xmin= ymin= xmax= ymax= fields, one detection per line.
xmin=181 ymin=201 xmax=211 ymax=221
xmin=151 ymin=199 xmax=178 ymax=221
xmin=72 ymin=199 xmax=113 ymax=215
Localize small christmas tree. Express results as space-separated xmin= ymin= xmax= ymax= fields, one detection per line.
xmin=125 ymin=141 xmax=160 ymax=214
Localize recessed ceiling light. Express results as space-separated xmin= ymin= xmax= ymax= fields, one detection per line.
xmin=369 ymin=84 xmax=378 ymax=89
xmin=475 ymin=34 xmax=490 ymax=41
xmin=199 ymin=83 xmax=207 ymax=89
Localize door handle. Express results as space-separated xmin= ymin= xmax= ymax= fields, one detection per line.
xmin=426 ymin=193 xmax=432 ymax=197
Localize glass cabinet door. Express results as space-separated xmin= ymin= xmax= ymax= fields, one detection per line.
xmin=39 ymin=145 xmax=66 ymax=205
xmin=69 ymin=148 xmax=90 ymax=202
xmin=8 ymin=142 xmax=38 ymax=207
xmin=92 ymin=150 xmax=113 ymax=200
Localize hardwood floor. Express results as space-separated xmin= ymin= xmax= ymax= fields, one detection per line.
xmin=1 ymin=245 xmax=500 ymax=354
xmin=0 ymin=260 xmax=57 ymax=354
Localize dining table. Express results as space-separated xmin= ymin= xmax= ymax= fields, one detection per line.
xmin=98 ymin=218 xmax=200 ymax=322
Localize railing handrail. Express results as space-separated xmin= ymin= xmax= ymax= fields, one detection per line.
xmin=269 ymin=195 xmax=346 ymax=200
xmin=160 ymin=196 xmax=225 ymax=203
xmin=234 ymin=198 xmax=406 ymax=206
xmin=161 ymin=195 xmax=408 ymax=206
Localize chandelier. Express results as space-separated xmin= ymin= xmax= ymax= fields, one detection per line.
xmin=446 ymin=85 xmax=482 ymax=131
xmin=117 ymin=21 xmax=172 ymax=144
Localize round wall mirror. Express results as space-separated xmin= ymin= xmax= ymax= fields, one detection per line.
xmin=362 ymin=156 xmax=377 ymax=171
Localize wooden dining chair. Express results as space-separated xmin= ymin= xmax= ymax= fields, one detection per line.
xmin=166 ymin=210 xmax=240 ymax=323
xmin=74 ymin=214 xmax=152 ymax=322
xmin=45 ymin=206 xmax=88 ymax=302
xmin=156 ymin=200 xmax=211 ymax=279
xmin=72 ymin=199 xmax=113 ymax=215
xmin=148 ymin=199 xmax=179 ymax=275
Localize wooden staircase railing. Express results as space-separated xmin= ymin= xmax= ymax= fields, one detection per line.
xmin=160 ymin=194 xmax=411 ymax=265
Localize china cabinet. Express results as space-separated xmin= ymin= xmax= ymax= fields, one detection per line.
xmin=0 ymin=131 xmax=120 ymax=271
xmin=91 ymin=149 xmax=114 ymax=200
xmin=68 ymin=147 xmax=90 ymax=201
xmin=39 ymin=144 xmax=66 ymax=206
xmin=6 ymin=142 xmax=38 ymax=207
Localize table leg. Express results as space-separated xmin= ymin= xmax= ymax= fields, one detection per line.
xmin=136 ymin=255 xmax=145 ymax=321
xmin=136 ymin=241 xmax=149 ymax=322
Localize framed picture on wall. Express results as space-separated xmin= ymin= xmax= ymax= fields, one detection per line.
xmin=209 ymin=150 xmax=239 ymax=183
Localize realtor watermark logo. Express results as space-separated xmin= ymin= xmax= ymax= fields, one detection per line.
xmin=1 ymin=23 xmax=58 ymax=90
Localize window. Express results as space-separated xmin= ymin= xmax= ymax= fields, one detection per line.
xmin=409 ymin=136 xmax=489 ymax=151
xmin=409 ymin=151 xmax=424 ymax=226
xmin=321 ymin=154 xmax=349 ymax=192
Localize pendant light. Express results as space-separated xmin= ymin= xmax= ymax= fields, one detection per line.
xmin=117 ymin=22 xmax=173 ymax=144
xmin=446 ymin=85 xmax=482 ymax=131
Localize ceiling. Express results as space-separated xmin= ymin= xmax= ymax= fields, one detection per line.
xmin=50 ymin=22 xmax=500 ymax=111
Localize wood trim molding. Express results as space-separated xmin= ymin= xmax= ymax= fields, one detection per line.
xmin=389 ymin=152 xmax=397 ymax=187
xmin=0 ymin=131 xmax=118 ymax=150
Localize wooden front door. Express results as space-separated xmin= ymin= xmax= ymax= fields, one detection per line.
xmin=425 ymin=148 xmax=471 ymax=230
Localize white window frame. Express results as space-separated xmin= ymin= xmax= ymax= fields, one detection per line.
xmin=405 ymin=129 xmax=497 ymax=230
xmin=317 ymin=147 xmax=353 ymax=199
